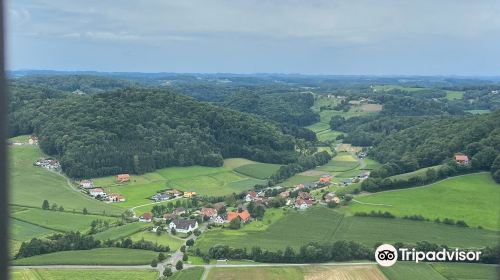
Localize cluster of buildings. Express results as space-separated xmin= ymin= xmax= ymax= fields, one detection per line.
xmin=34 ymin=158 xmax=60 ymax=170
xmin=80 ymin=180 xmax=126 ymax=203
xmin=150 ymin=189 xmax=197 ymax=202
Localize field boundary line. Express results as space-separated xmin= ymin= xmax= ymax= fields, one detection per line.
xmin=10 ymin=216 xmax=66 ymax=233
xmin=351 ymin=199 xmax=393 ymax=207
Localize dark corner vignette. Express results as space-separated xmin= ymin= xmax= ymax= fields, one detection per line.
xmin=0 ymin=0 xmax=9 ymax=280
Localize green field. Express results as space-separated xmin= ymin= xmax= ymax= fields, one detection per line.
xmin=93 ymin=222 xmax=150 ymax=241
xmin=11 ymin=218 xmax=55 ymax=241
xmin=234 ymin=163 xmax=281 ymax=179
xmin=130 ymin=230 xmax=184 ymax=251
xmin=12 ymin=248 xmax=160 ymax=265
xmin=11 ymin=269 xmax=158 ymax=280
xmin=195 ymin=206 xmax=497 ymax=253
xmin=207 ymin=267 xmax=303 ymax=280
xmin=11 ymin=208 xmax=117 ymax=232
xmin=316 ymin=152 xmax=359 ymax=172
xmin=445 ymin=90 xmax=464 ymax=100
xmin=171 ymin=267 xmax=205 ymax=280
xmin=388 ymin=165 xmax=444 ymax=181
xmin=348 ymin=173 xmax=500 ymax=230
xmin=381 ymin=262 xmax=446 ymax=280
xmin=363 ymin=158 xmax=382 ymax=170
xmin=431 ymin=263 xmax=499 ymax=280
xmin=10 ymin=145 xmax=124 ymax=215
xmin=281 ymin=174 xmax=319 ymax=187
xmin=373 ymin=85 xmax=426 ymax=92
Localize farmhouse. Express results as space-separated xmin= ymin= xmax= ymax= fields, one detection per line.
xmin=117 ymin=174 xmax=130 ymax=183
xmin=108 ymin=193 xmax=126 ymax=202
xmin=319 ymin=175 xmax=331 ymax=184
xmin=166 ymin=189 xmax=183 ymax=197
xmin=297 ymin=191 xmax=312 ymax=200
xmin=28 ymin=136 xmax=38 ymax=145
xmin=245 ymin=191 xmax=258 ymax=202
xmin=89 ymin=188 xmax=105 ymax=197
xmin=211 ymin=214 xmax=226 ymax=224
xmin=80 ymin=180 xmax=93 ymax=189
xmin=169 ymin=219 xmax=198 ymax=233
xmin=151 ymin=193 xmax=169 ymax=202
xmin=324 ymin=192 xmax=340 ymax=204
xmin=139 ymin=212 xmax=153 ymax=222
xmin=226 ymin=210 xmax=251 ymax=223
xmin=183 ymin=191 xmax=197 ymax=198
xmin=200 ymin=207 xmax=218 ymax=218
xmin=454 ymin=154 xmax=469 ymax=165
xmin=295 ymin=198 xmax=314 ymax=210
xmin=34 ymin=159 xmax=60 ymax=170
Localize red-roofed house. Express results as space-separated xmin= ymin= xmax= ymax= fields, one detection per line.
xmin=319 ymin=175 xmax=331 ymax=184
xmin=139 ymin=212 xmax=153 ymax=222
xmin=117 ymin=174 xmax=130 ymax=183
xmin=454 ymin=154 xmax=469 ymax=165
xmin=226 ymin=210 xmax=251 ymax=223
xmin=297 ymin=191 xmax=312 ymax=200
xmin=245 ymin=191 xmax=258 ymax=202
xmin=295 ymin=198 xmax=314 ymax=210
xmin=108 ymin=193 xmax=126 ymax=202
xmin=89 ymin=188 xmax=105 ymax=197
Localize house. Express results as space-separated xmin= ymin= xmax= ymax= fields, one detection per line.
xmin=245 ymin=191 xmax=258 ymax=202
xmin=319 ymin=175 xmax=331 ymax=184
xmin=151 ymin=193 xmax=169 ymax=202
xmin=200 ymin=208 xmax=218 ymax=218
xmin=183 ymin=191 xmax=197 ymax=198
xmin=166 ymin=189 xmax=183 ymax=197
xmin=173 ymin=207 xmax=186 ymax=216
xmin=297 ymin=191 xmax=312 ymax=200
xmin=80 ymin=180 xmax=93 ymax=189
xmin=295 ymin=198 xmax=314 ymax=210
xmin=279 ymin=191 xmax=290 ymax=198
xmin=169 ymin=219 xmax=198 ymax=233
xmin=139 ymin=212 xmax=153 ymax=222
xmin=89 ymin=188 xmax=105 ymax=197
xmin=454 ymin=154 xmax=469 ymax=165
xmin=293 ymin=184 xmax=305 ymax=191
xmin=211 ymin=214 xmax=226 ymax=224
xmin=226 ymin=210 xmax=251 ymax=223
xmin=108 ymin=193 xmax=126 ymax=202
xmin=28 ymin=136 xmax=38 ymax=145
xmin=117 ymin=174 xmax=130 ymax=183
xmin=324 ymin=192 xmax=340 ymax=204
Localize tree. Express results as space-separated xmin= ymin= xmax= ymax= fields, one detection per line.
xmin=151 ymin=259 xmax=158 ymax=267
xmin=180 ymin=245 xmax=186 ymax=253
xmin=186 ymin=239 xmax=194 ymax=246
xmin=51 ymin=203 xmax=58 ymax=211
xmin=58 ymin=206 xmax=64 ymax=212
xmin=182 ymin=253 xmax=188 ymax=261
xmin=163 ymin=267 xmax=172 ymax=277
xmin=228 ymin=217 xmax=241 ymax=229
xmin=158 ymin=252 xmax=166 ymax=262
xmin=175 ymin=260 xmax=183 ymax=271
xmin=82 ymin=207 xmax=88 ymax=215
xmin=42 ymin=200 xmax=50 ymax=210
xmin=171 ymin=228 xmax=177 ymax=235
xmin=193 ymin=229 xmax=201 ymax=236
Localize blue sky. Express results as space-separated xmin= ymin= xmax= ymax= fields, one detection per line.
xmin=6 ymin=0 xmax=500 ymax=75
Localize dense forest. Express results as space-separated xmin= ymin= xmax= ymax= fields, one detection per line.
xmin=9 ymin=87 xmax=300 ymax=178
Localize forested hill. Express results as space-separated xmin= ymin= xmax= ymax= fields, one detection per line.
xmin=9 ymin=88 xmax=299 ymax=178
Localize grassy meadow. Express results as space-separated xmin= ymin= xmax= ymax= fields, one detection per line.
xmin=11 ymin=269 xmax=158 ymax=280
xmin=93 ymin=222 xmax=150 ymax=241
xmin=130 ymin=230 xmax=184 ymax=251
xmin=431 ymin=263 xmax=499 ymax=280
xmin=348 ymin=173 xmax=500 ymax=230
xmin=12 ymin=248 xmax=160 ymax=265
xmin=381 ymin=262 xmax=447 ymax=280
xmin=234 ymin=163 xmax=282 ymax=179
xmin=170 ymin=267 xmax=205 ymax=280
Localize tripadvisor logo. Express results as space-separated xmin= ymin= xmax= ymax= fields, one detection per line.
xmin=374 ymin=244 xmax=482 ymax=267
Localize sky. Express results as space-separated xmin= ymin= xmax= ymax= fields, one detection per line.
xmin=6 ymin=0 xmax=500 ymax=75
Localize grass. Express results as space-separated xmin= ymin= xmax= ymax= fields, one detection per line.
xmin=130 ymin=230 xmax=184 ymax=251
xmin=381 ymin=262 xmax=446 ymax=280
xmin=170 ymin=267 xmax=205 ymax=280
xmin=431 ymin=263 xmax=499 ymax=280
xmin=317 ymin=130 xmax=342 ymax=142
xmin=373 ymin=85 xmax=426 ymax=92
xmin=348 ymin=173 xmax=500 ymax=230
xmin=445 ymin=90 xmax=464 ymax=100
xmin=362 ymin=158 xmax=382 ymax=170
xmin=9 ymin=145 xmax=123 ymax=215
xmin=11 ymin=269 xmax=158 ymax=280
xmin=316 ymin=152 xmax=359 ymax=172
xmin=466 ymin=109 xmax=491 ymax=115
xmin=281 ymin=174 xmax=318 ymax=187
xmin=388 ymin=165 xmax=444 ymax=181
xmin=207 ymin=267 xmax=303 ymax=280
xmin=10 ymin=218 xmax=55 ymax=241
xmin=234 ymin=163 xmax=281 ymax=179
xmin=93 ymin=222 xmax=150 ymax=241
xmin=196 ymin=205 xmax=497 ymax=253
xmin=11 ymin=208 xmax=117 ymax=232
xmin=12 ymin=248 xmax=160 ymax=265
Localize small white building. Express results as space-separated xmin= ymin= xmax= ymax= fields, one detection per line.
xmin=80 ymin=180 xmax=93 ymax=189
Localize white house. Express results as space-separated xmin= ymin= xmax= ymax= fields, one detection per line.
xmin=169 ymin=219 xmax=198 ymax=233
xmin=139 ymin=213 xmax=153 ymax=223
xmin=89 ymin=188 xmax=105 ymax=197
xmin=80 ymin=180 xmax=93 ymax=189
xmin=211 ymin=215 xmax=227 ymax=224
xmin=295 ymin=198 xmax=313 ymax=210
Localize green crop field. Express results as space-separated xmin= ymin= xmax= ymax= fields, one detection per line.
xmin=170 ymin=267 xmax=205 ymax=280
xmin=12 ymin=248 xmax=160 ymax=265
xmin=9 ymin=145 xmax=124 ymax=215
xmin=431 ymin=263 xmax=499 ymax=280
xmin=234 ymin=163 xmax=281 ymax=179
xmin=348 ymin=173 xmax=500 ymax=230
xmin=381 ymin=262 xmax=446 ymax=280
xmin=130 ymin=230 xmax=184 ymax=251
xmin=93 ymin=222 xmax=150 ymax=241
xmin=10 ymin=218 xmax=55 ymax=241
xmin=11 ymin=208 xmax=118 ymax=232
xmin=196 ymin=206 xmax=497 ymax=253
xmin=207 ymin=267 xmax=303 ymax=280
xmin=11 ymin=269 xmax=158 ymax=280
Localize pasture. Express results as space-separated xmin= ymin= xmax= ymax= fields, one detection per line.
xmin=93 ymin=222 xmax=150 ymax=241
xmin=130 ymin=230 xmax=184 ymax=251
xmin=316 ymin=152 xmax=359 ymax=172
xmin=12 ymin=248 xmax=160 ymax=265
xmin=348 ymin=173 xmax=500 ymax=230
xmin=9 ymin=145 xmax=123 ymax=215
xmin=11 ymin=208 xmax=117 ymax=232
xmin=388 ymin=165 xmax=444 ymax=181
xmin=170 ymin=267 xmax=205 ymax=280
xmin=10 ymin=218 xmax=54 ymax=241
xmin=11 ymin=269 xmax=158 ymax=280
xmin=195 ymin=206 xmax=497 ymax=253
xmin=431 ymin=263 xmax=499 ymax=280
xmin=445 ymin=90 xmax=464 ymax=100
xmin=381 ymin=262 xmax=446 ymax=280
xmin=207 ymin=267 xmax=303 ymax=280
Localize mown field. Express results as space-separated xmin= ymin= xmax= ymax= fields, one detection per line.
xmin=170 ymin=267 xmax=205 ymax=280
xmin=11 ymin=269 xmax=158 ymax=280
xmin=348 ymin=173 xmax=500 ymax=230
xmin=381 ymin=262 xmax=447 ymax=280
xmin=381 ymin=262 xmax=499 ymax=280
xmin=207 ymin=267 xmax=303 ymax=280
xmin=92 ymin=159 xmax=269 ymax=207
xmin=130 ymin=230 xmax=184 ymax=251
xmin=388 ymin=165 xmax=444 ymax=181
xmin=11 ymin=218 xmax=54 ymax=241
xmin=195 ymin=205 xmax=496 ymax=253
xmin=12 ymin=248 xmax=160 ymax=265
xmin=10 ymin=145 xmax=123 ymax=215
xmin=93 ymin=222 xmax=150 ymax=241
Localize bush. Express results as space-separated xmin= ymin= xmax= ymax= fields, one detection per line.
xmin=175 ymin=260 xmax=183 ymax=270
xmin=151 ymin=259 xmax=158 ymax=267
xmin=186 ymin=239 xmax=195 ymax=246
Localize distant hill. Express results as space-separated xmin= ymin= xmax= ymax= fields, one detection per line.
xmin=9 ymin=88 xmax=299 ymax=178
